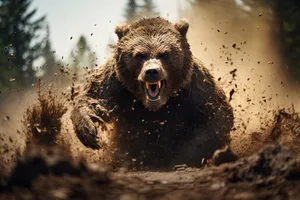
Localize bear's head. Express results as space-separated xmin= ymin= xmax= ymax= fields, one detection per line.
xmin=114 ymin=17 xmax=193 ymax=111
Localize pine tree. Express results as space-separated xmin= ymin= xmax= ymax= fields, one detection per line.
xmin=124 ymin=0 xmax=139 ymax=22
xmin=0 ymin=41 xmax=13 ymax=88
xmin=123 ymin=0 xmax=159 ymax=23
xmin=143 ymin=0 xmax=159 ymax=18
xmin=0 ymin=0 xmax=46 ymax=87
xmin=41 ymin=24 xmax=56 ymax=76
xmin=69 ymin=35 xmax=96 ymax=76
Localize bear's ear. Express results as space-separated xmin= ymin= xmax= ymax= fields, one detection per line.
xmin=115 ymin=24 xmax=130 ymax=40
xmin=175 ymin=19 xmax=189 ymax=38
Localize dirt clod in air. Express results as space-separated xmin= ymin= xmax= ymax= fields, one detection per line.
xmin=229 ymin=89 xmax=235 ymax=101
xmin=229 ymin=68 xmax=237 ymax=79
xmin=3 ymin=116 xmax=10 ymax=121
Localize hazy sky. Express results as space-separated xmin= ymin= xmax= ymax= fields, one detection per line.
xmin=31 ymin=0 xmax=182 ymax=65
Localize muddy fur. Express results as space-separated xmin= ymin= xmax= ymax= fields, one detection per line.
xmin=71 ymin=17 xmax=234 ymax=170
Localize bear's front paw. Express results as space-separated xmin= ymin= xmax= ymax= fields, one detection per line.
xmin=73 ymin=109 xmax=107 ymax=150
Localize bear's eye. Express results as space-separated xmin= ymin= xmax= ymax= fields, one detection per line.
xmin=134 ymin=53 xmax=148 ymax=60
xmin=157 ymin=53 xmax=169 ymax=60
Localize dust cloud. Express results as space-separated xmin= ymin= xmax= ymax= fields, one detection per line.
xmin=179 ymin=0 xmax=300 ymax=156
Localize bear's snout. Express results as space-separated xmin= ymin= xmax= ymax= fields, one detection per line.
xmin=138 ymin=59 xmax=167 ymax=83
xmin=144 ymin=67 xmax=160 ymax=82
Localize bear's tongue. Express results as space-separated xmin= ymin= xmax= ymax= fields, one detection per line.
xmin=146 ymin=82 xmax=160 ymax=98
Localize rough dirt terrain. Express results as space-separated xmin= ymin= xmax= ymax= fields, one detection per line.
xmin=1 ymin=104 xmax=300 ymax=199
xmin=1 ymin=144 xmax=300 ymax=200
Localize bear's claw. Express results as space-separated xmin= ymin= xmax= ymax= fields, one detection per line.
xmin=71 ymin=106 xmax=105 ymax=150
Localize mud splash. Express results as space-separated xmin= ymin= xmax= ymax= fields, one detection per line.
xmin=23 ymin=80 xmax=67 ymax=146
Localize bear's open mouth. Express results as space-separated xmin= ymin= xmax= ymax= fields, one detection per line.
xmin=145 ymin=80 xmax=165 ymax=101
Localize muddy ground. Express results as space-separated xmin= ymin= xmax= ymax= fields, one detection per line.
xmin=1 ymin=144 xmax=300 ymax=200
xmin=0 ymin=105 xmax=300 ymax=200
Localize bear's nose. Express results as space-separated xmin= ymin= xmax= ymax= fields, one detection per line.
xmin=145 ymin=68 xmax=160 ymax=82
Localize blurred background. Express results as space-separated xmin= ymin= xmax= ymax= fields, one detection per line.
xmin=0 ymin=0 xmax=300 ymax=158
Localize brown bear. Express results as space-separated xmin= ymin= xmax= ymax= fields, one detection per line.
xmin=71 ymin=17 xmax=234 ymax=170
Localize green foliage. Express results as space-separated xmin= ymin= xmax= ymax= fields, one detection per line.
xmin=275 ymin=0 xmax=300 ymax=78
xmin=0 ymin=41 xmax=14 ymax=87
xmin=0 ymin=0 xmax=46 ymax=88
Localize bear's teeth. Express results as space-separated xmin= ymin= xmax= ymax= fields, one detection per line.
xmin=145 ymin=81 xmax=160 ymax=89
